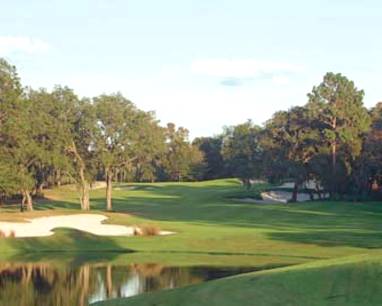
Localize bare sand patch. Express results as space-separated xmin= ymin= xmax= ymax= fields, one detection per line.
xmin=0 ymin=214 xmax=173 ymax=238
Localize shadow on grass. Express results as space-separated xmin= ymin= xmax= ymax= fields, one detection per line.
xmin=4 ymin=229 xmax=134 ymax=262
xmin=268 ymin=230 xmax=382 ymax=249
xmin=4 ymin=179 xmax=382 ymax=251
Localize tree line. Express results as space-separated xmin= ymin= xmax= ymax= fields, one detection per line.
xmin=1 ymin=58 xmax=381 ymax=211
xmin=0 ymin=59 xmax=202 ymax=211
xmin=194 ymin=73 xmax=382 ymax=201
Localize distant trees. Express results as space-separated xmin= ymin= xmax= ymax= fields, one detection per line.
xmin=193 ymin=73 xmax=377 ymax=200
xmin=193 ymin=136 xmax=225 ymax=180
xmin=221 ymin=121 xmax=263 ymax=189
xmin=160 ymin=123 xmax=203 ymax=181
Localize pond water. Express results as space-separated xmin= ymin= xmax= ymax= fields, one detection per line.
xmin=0 ymin=260 xmax=256 ymax=306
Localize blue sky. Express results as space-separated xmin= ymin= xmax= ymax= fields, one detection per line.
xmin=1 ymin=0 xmax=381 ymax=138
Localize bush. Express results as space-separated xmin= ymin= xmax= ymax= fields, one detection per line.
xmin=134 ymin=224 xmax=161 ymax=236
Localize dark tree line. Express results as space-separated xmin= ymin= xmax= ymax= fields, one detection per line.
xmin=194 ymin=73 xmax=382 ymax=201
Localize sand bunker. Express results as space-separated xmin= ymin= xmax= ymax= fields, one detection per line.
xmin=0 ymin=214 xmax=172 ymax=238
xmin=261 ymin=190 xmax=329 ymax=203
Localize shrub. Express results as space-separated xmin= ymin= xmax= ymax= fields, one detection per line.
xmin=134 ymin=224 xmax=160 ymax=236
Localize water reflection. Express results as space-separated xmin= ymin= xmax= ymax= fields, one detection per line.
xmin=0 ymin=262 xmax=254 ymax=306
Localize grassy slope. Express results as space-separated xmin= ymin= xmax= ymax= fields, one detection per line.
xmin=1 ymin=179 xmax=382 ymax=304
xmin=94 ymin=253 xmax=382 ymax=306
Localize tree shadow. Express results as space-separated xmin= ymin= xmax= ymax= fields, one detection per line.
xmin=5 ymin=228 xmax=134 ymax=261
xmin=268 ymin=230 xmax=382 ymax=249
xmin=4 ymin=179 xmax=382 ymax=251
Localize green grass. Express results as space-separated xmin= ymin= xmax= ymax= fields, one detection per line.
xmin=94 ymin=253 xmax=382 ymax=306
xmin=1 ymin=178 xmax=382 ymax=305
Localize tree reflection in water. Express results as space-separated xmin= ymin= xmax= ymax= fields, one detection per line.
xmin=0 ymin=262 xmax=251 ymax=306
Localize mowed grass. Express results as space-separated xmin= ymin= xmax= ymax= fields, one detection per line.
xmin=94 ymin=253 xmax=382 ymax=306
xmin=1 ymin=179 xmax=382 ymax=305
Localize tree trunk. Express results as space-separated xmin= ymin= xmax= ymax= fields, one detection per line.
xmin=331 ymin=117 xmax=337 ymax=197
xmin=106 ymin=168 xmax=113 ymax=211
xmin=25 ymin=191 xmax=33 ymax=211
xmin=246 ymin=178 xmax=251 ymax=190
xmin=21 ymin=190 xmax=33 ymax=211
xmin=36 ymin=182 xmax=44 ymax=195
xmin=78 ymin=159 xmax=90 ymax=210
xmin=69 ymin=141 xmax=90 ymax=210
xmin=308 ymin=188 xmax=314 ymax=201
xmin=331 ymin=142 xmax=337 ymax=174
xmin=291 ymin=182 xmax=299 ymax=203
xmin=56 ymin=169 xmax=61 ymax=187
xmin=80 ymin=182 xmax=90 ymax=211
xmin=20 ymin=193 xmax=25 ymax=212
xmin=315 ymin=182 xmax=322 ymax=200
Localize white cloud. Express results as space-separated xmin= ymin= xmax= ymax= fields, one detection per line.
xmin=191 ymin=58 xmax=303 ymax=78
xmin=0 ymin=36 xmax=50 ymax=56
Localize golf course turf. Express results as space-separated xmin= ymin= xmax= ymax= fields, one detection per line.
xmin=1 ymin=179 xmax=382 ymax=305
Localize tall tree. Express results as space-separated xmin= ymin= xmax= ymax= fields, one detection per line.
xmin=0 ymin=58 xmax=37 ymax=210
xmin=94 ymin=94 xmax=164 ymax=210
xmin=51 ymin=87 xmax=97 ymax=210
xmin=307 ymin=73 xmax=371 ymax=196
xmin=262 ymin=107 xmax=318 ymax=201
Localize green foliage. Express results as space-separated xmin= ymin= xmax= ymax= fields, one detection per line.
xmin=193 ymin=136 xmax=225 ymax=180
xmin=93 ymin=93 xmax=166 ymax=209
xmin=353 ymin=102 xmax=382 ymax=199
xmin=160 ymin=123 xmax=204 ymax=181
xmin=221 ymin=120 xmax=263 ymax=188
xmin=307 ymin=72 xmax=371 ymax=195
xmin=263 ymin=107 xmax=313 ymax=180
xmin=0 ymin=57 xmax=381 ymax=206
xmin=0 ymin=58 xmax=35 ymax=209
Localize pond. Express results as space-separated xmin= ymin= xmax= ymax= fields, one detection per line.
xmin=0 ymin=260 xmax=257 ymax=306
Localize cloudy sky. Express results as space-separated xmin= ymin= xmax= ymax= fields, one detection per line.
xmin=1 ymin=0 xmax=381 ymax=138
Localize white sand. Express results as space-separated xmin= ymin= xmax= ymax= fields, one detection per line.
xmin=261 ymin=190 xmax=329 ymax=203
xmin=0 ymin=214 xmax=172 ymax=238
